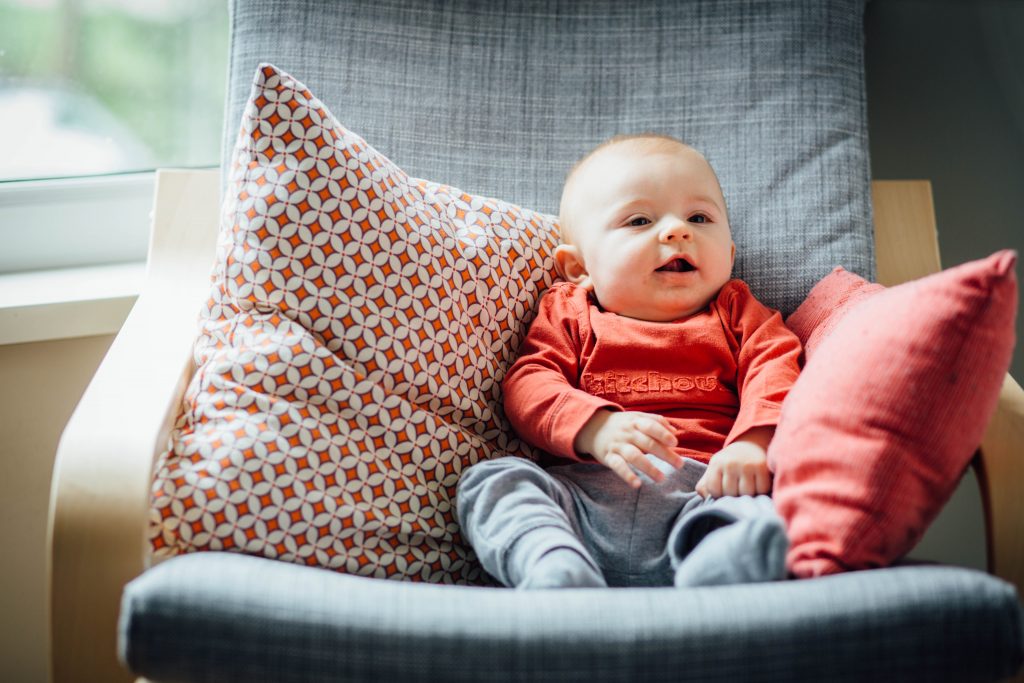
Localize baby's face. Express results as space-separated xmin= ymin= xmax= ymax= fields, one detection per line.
xmin=556 ymin=142 xmax=735 ymax=322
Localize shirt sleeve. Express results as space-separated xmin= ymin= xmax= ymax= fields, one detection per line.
xmin=719 ymin=281 xmax=803 ymax=445
xmin=502 ymin=284 xmax=620 ymax=461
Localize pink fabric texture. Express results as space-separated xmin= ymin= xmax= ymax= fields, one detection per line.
xmin=770 ymin=251 xmax=1018 ymax=577
xmin=783 ymin=266 xmax=884 ymax=360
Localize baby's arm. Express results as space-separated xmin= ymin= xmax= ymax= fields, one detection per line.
xmin=697 ymin=282 xmax=802 ymax=498
xmin=574 ymin=410 xmax=683 ymax=489
xmin=504 ymin=285 xmax=630 ymax=462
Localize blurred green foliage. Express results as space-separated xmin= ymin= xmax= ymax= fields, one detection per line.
xmin=0 ymin=0 xmax=228 ymax=169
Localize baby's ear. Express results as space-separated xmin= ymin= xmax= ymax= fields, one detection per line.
xmin=554 ymin=244 xmax=591 ymax=287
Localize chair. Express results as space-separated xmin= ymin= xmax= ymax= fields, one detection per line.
xmin=48 ymin=1 xmax=1024 ymax=681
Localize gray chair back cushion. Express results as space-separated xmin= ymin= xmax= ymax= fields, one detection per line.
xmin=223 ymin=0 xmax=874 ymax=316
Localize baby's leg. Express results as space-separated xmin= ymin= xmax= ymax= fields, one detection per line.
xmin=456 ymin=457 xmax=606 ymax=589
xmin=668 ymin=494 xmax=788 ymax=588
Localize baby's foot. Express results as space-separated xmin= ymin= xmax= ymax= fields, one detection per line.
xmin=519 ymin=547 xmax=607 ymax=589
xmin=674 ymin=516 xmax=788 ymax=588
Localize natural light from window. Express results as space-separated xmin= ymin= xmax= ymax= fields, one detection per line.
xmin=0 ymin=0 xmax=228 ymax=182
xmin=0 ymin=0 xmax=228 ymax=276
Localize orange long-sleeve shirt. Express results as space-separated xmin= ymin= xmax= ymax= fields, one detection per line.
xmin=502 ymin=280 xmax=802 ymax=466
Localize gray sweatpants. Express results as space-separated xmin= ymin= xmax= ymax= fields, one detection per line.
xmin=456 ymin=456 xmax=787 ymax=588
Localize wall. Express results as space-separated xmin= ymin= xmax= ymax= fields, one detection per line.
xmin=866 ymin=0 xmax=1024 ymax=380
xmin=0 ymin=335 xmax=114 ymax=683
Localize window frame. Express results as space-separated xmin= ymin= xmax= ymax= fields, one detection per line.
xmin=0 ymin=171 xmax=159 ymax=274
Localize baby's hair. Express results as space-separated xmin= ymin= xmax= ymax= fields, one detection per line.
xmin=559 ymin=133 xmax=704 ymax=242
xmin=571 ymin=132 xmax=693 ymax=169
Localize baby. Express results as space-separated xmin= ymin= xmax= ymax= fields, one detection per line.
xmin=457 ymin=134 xmax=802 ymax=588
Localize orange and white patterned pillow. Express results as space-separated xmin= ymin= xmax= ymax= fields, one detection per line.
xmin=148 ymin=64 xmax=560 ymax=583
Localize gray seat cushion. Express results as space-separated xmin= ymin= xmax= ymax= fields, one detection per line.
xmin=120 ymin=552 xmax=1023 ymax=683
xmin=223 ymin=0 xmax=874 ymax=316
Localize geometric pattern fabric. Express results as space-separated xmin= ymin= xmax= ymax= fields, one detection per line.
xmin=149 ymin=64 xmax=560 ymax=583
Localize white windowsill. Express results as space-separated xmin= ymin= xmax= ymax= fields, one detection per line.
xmin=0 ymin=173 xmax=154 ymax=273
xmin=0 ymin=262 xmax=144 ymax=345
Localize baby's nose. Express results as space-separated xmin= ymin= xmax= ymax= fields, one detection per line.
xmin=660 ymin=218 xmax=693 ymax=242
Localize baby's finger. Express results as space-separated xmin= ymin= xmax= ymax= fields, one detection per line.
xmin=738 ymin=470 xmax=757 ymax=497
xmin=605 ymin=453 xmax=642 ymax=489
xmin=720 ymin=469 xmax=739 ymax=497
xmin=697 ymin=470 xmax=722 ymax=498
xmin=634 ymin=422 xmax=682 ymax=468
xmin=636 ymin=415 xmax=678 ymax=447
xmin=631 ymin=435 xmax=681 ymax=471
xmin=644 ymin=412 xmax=675 ymax=429
xmin=756 ymin=468 xmax=772 ymax=495
xmin=621 ymin=445 xmax=666 ymax=483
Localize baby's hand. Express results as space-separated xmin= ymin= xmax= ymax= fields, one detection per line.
xmin=574 ymin=410 xmax=682 ymax=488
xmin=695 ymin=440 xmax=771 ymax=498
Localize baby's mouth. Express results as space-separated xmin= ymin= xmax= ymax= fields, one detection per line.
xmin=656 ymin=256 xmax=696 ymax=273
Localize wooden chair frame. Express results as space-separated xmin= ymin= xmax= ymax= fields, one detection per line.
xmin=46 ymin=171 xmax=1024 ymax=682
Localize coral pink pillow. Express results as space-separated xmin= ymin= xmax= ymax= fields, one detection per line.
xmin=770 ymin=251 xmax=1018 ymax=577
xmin=783 ymin=266 xmax=884 ymax=360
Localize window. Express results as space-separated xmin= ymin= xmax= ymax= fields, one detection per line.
xmin=0 ymin=0 xmax=228 ymax=274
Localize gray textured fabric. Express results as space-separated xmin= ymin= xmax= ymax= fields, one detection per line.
xmin=457 ymin=456 xmax=786 ymax=588
xmin=121 ymin=552 xmax=1023 ymax=683
xmin=223 ymin=0 xmax=874 ymax=315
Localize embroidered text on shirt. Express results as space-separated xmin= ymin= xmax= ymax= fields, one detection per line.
xmin=583 ymin=371 xmax=719 ymax=396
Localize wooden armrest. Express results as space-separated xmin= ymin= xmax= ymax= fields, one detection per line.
xmin=976 ymin=375 xmax=1024 ymax=596
xmin=47 ymin=169 xmax=219 ymax=683
xmin=872 ymin=180 xmax=942 ymax=287
xmin=978 ymin=376 xmax=1024 ymax=683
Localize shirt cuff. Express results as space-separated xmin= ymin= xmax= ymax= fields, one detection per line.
xmin=725 ymin=398 xmax=783 ymax=445
xmin=545 ymin=390 xmax=621 ymax=461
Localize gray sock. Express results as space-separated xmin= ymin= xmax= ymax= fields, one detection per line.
xmin=674 ymin=515 xmax=788 ymax=588
xmin=520 ymin=547 xmax=607 ymax=589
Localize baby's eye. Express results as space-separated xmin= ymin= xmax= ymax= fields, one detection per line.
xmin=627 ymin=216 xmax=651 ymax=227
xmin=689 ymin=213 xmax=710 ymax=224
